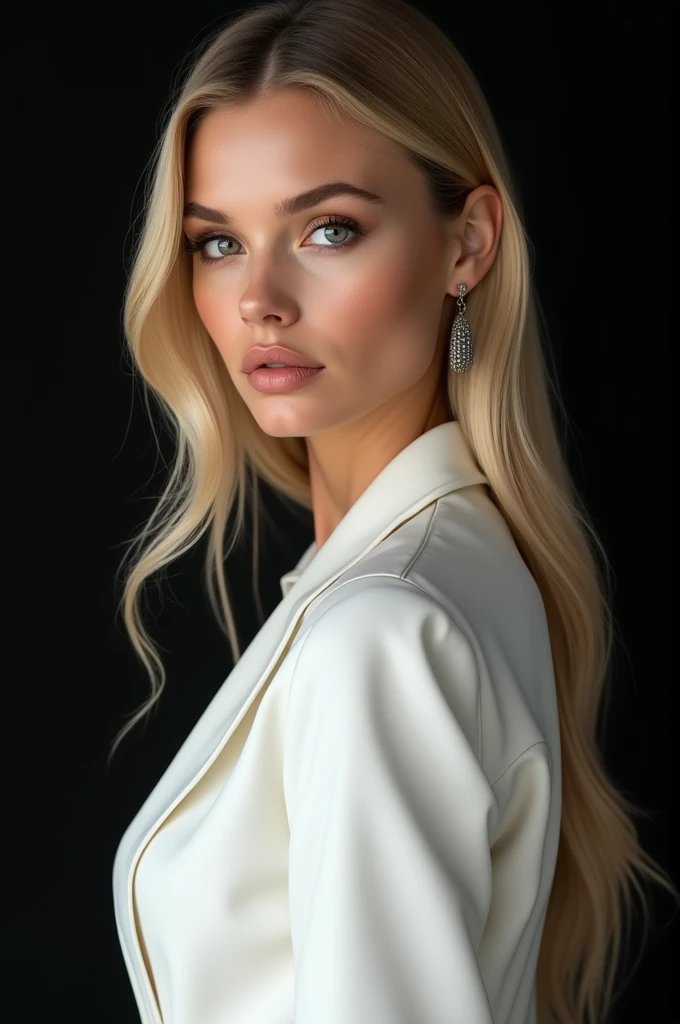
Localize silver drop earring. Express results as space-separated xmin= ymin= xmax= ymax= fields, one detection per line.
xmin=449 ymin=282 xmax=473 ymax=373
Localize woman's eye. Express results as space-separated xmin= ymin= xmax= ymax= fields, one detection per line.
xmin=184 ymin=215 xmax=363 ymax=265
xmin=204 ymin=237 xmax=242 ymax=259
xmin=308 ymin=223 xmax=354 ymax=246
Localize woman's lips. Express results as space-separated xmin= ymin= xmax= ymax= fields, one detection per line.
xmin=246 ymin=365 xmax=325 ymax=393
xmin=242 ymin=346 xmax=324 ymax=373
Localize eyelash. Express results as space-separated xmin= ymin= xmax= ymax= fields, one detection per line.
xmin=182 ymin=214 xmax=363 ymax=265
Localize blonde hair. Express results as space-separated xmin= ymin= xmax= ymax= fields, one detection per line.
xmin=109 ymin=1 xmax=678 ymax=1019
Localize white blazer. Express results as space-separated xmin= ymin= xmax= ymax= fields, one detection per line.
xmin=112 ymin=420 xmax=562 ymax=1024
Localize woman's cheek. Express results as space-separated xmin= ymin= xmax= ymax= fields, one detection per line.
xmin=339 ymin=264 xmax=413 ymax=334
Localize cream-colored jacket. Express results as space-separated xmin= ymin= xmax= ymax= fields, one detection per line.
xmin=112 ymin=420 xmax=562 ymax=1024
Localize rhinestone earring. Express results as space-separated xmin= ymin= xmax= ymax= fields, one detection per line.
xmin=449 ymin=282 xmax=473 ymax=373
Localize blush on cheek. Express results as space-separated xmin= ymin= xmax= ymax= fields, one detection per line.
xmin=338 ymin=263 xmax=417 ymax=340
xmin=342 ymin=274 xmax=400 ymax=325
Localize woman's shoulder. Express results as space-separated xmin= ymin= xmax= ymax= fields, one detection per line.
xmin=282 ymin=488 xmax=559 ymax=792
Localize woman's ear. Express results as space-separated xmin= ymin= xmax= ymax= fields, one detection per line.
xmin=444 ymin=185 xmax=504 ymax=297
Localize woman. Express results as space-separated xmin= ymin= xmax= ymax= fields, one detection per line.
xmin=110 ymin=1 xmax=677 ymax=1022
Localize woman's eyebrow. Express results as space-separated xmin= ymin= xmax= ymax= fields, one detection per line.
xmin=183 ymin=181 xmax=386 ymax=225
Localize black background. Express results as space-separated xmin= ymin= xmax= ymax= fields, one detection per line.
xmin=4 ymin=1 xmax=677 ymax=1021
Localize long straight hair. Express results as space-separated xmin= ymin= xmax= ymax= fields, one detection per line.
xmin=110 ymin=1 xmax=678 ymax=1020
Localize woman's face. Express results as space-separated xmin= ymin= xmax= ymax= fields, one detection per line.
xmin=183 ymin=89 xmax=459 ymax=439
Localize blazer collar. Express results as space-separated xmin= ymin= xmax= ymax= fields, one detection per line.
xmin=279 ymin=418 xmax=487 ymax=598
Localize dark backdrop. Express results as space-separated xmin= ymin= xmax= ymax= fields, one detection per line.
xmin=4 ymin=1 xmax=676 ymax=1021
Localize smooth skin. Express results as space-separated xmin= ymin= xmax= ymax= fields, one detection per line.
xmin=183 ymin=89 xmax=503 ymax=549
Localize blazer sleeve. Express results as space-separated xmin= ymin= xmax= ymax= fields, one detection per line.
xmin=283 ymin=578 xmax=501 ymax=1024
